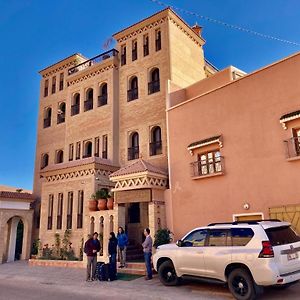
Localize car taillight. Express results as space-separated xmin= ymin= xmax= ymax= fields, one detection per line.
xmin=259 ymin=241 xmax=274 ymax=258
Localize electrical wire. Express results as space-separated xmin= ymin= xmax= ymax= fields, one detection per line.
xmin=149 ymin=0 xmax=300 ymax=46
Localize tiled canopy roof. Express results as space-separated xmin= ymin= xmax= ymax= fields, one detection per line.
xmin=280 ymin=110 xmax=300 ymax=121
xmin=187 ymin=135 xmax=222 ymax=150
xmin=110 ymin=159 xmax=167 ymax=178
xmin=0 ymin=191 xmax=35 ymax=200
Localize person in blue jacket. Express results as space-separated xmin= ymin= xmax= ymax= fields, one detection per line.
xmin=117 ymin=227 xmax=128 ymax=268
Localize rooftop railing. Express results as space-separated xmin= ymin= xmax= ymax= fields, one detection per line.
xmin=68 ymin=49 xmax=119 ymax=75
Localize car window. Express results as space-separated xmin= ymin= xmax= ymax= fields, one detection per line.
xmin=265 ymin=226 xmax=300 ymax=246
xmin=231 ymin=228 xmax=254 ymax=246
xmin=208 ymin=229 xmax=229 ymax=246
xmin=183 ymin=229 xmax=208 ymax=247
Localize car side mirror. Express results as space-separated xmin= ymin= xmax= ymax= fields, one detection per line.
xmin=176 ymin=240 xmax=183 ymax=247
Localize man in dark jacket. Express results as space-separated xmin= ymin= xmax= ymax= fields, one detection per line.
xmin=84 ymin=232 xmax=101 ymax=281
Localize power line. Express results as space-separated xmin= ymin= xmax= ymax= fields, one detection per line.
xmin=149 ymin=0 xmax=300 ymax=47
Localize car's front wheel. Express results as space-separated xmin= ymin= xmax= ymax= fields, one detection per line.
xmin=228 ymin=268 xmax=258 ymax=300
xmin=158 ymin=260 xmax=180 ymax=286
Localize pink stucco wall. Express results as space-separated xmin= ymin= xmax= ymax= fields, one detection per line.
xmin=167 ymin=52 xmax=300 ymax=239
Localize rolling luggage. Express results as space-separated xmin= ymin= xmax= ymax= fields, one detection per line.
xmin=95 ymin=262 xmax=104 ymax=280
xmin=99 ymin=263 xmax=109 ymax=281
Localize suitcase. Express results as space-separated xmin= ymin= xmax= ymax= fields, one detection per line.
xmin=99 ymin=263 xmax=109 ymax=281
xmin=95 ymin=262 xmax=104 ymax=281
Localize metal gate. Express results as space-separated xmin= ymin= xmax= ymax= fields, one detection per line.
xmin=269 ymin=204 xmax=300 ymax=234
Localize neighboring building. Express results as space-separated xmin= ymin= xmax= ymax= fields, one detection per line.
xmin=167 ymin=53 xmax=300 ymax=239
xmin=0 ymin=187 xmax=35 ymax=263
xmin=33 ymin=8 xmax=212 ymax=260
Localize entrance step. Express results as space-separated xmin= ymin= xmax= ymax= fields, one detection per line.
xmin=118 ymin=262 xmax=146 ymax=276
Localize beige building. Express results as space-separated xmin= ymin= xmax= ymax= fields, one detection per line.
xmin=33 ymin=8 xmax=212 ymax=260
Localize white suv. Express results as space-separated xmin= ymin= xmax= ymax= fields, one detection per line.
xmin=153 ymin=220 xmax=300 ymax=300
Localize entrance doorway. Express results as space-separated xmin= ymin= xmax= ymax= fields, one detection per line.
xmin=6 ymin=217 xmax=24 ymax=263
xmin=15 ymin=220 xmax=24 ymax=260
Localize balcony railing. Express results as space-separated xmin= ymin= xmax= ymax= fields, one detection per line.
xmin=148 ymin=80 xmax=160 ymax=94
xmin=84 ymin=99 xmax=93 ymax=111
xmin=98 ymin=94 xmax=107 ymax=106
xmin=57 ymin=114 xmax=65 ymax=124
xmin=71 ymin=104 xmax=80 ymax=116
xmin=68 ymin=49 xmax=119 ymax=75
xmin=128 ymin=146 xmax=139 ymax=160
xmin=150 ymin=141 xmax=162 ymax=156
xmin=284 ymin=137 xmax=300 ymax=159
xmin=43 ymin=118 xmax=51 ymax=128
xmin=190 ymin=156 xmax=224 ymax=178
xmin=132 ymin=49 xmax=137 ymax=61
xmin=144 ymin=45 xmax=149 ymax=56
xmin=127 ymin=88 xmax=138 ymax=101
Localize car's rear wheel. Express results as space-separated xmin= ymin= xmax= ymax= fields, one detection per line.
xmin=228 ymin=268 xmax=258 ymax=300
xmin=158 ymin=260 xmax=180 ymax=286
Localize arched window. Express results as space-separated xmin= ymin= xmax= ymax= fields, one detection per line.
xmin=128 ymin=76 xmax=138 ymax=101
xmin=57 ymin=102 xmax=66 ymax=124
xmin=71 ymin=93 xmax=80 ymax=116
xmin=150 ymin=126 xmax=162 ymax=156
xmin=41 ymin=153 xmax=49 ymax=169
xmin=148 ymin=68 xmax=160 ymax=94
xmin=84 ymin=141 xmax=92 ymax=158
xmin=56 ymin=150 xmax=64 ymax=164
xmin=128 ymin=132 xmax=139 ymax=160
xmin=84 ymin=88 xmax=93 ymax=111
xmin=43 ymin=107 xmax=52 ymax=128
xmin=98 ymin=83 xmax=108 ymax=106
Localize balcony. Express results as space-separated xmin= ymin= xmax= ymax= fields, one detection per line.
xmin=71 ymin=104 xmax=80 ymax=116
xmin=132 ymin=49 xmax=137 ymax=61
xmin=144 ymin=45 xmax=149 ymax=56
xmin=43 ymin=118 xmax=51 ymax=128
xmin=127 ymin=88 xmax=138 ymax=101
xmin=84 ymin=99 xmax=93 ymax=111
xmin=148 ymin=80 xmax=160 ymax=94
xmin=190 ymin=156 xmax=224 ymax=178
xmin=57 ymin=114 xmax=65 ymax=124
xmin=128 ymin=146 xmax=139 ymax=161
xmin=98 ymin=94 xmax=107 ymax=106
xmin=284 ymin=137 xmax=300 ymax=159
xmin=150 ymin=141 xmax=162 ymax=156
xmin=68 ymin=49 xmax=118 ymax=75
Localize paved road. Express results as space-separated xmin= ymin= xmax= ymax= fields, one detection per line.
xmin=0 ymin=261 xmax=299 ymax=299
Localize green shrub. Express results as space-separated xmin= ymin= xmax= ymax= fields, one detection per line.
xmin=153 ymin=228 xmax=173 ymax=248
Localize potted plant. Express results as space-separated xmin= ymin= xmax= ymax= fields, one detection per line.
xmin=153 ymin=228 xmax=173 ymax=249
xmin=97 ymin=189 xmax=108 ymax=210
xmin=89 ymin=193 xmax=98 ymax=211
xmin=107 ymin=191 xmax=114 ymax=210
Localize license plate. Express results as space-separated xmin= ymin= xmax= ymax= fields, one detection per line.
xmin=287 ymin=252 xmax=299 ymax=261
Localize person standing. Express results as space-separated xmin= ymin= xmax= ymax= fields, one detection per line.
xmin=117 ymin=227 xmax=128 ymax=268
xmin=142 ymin=228 xmax=153 ymax=280
xmin=108 ymin=232 xmax=118 ymax=280
xmin=84 ymin=232 xmax=101 ymax=281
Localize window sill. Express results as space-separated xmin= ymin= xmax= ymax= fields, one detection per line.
xmin=286 ymin=156 xmax=300 ymax=162
xmin=192 ymin=172 xmax=224 ymax=180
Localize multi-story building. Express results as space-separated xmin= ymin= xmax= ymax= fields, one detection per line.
xmin=33 ymin=8 xmax=212 ymax=259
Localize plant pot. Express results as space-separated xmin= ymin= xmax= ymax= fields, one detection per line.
xmin=88 ymin=199 xmax=98 ymax=211
xmin=30 ymin=255 xmax=37 ymax=259
xmin=98 ymin=198 xmax=107 ymax=210
xmin=107 ymin=198 xmax=114 ymax=210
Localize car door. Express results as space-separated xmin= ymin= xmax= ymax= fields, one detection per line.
xmin=202 ymin=228 xmax=231 ymax=281
xmin=176 ymin=229 xmax=208 ymax=277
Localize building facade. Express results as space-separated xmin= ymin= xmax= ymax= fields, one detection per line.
xmin=33 ymin=8 xmax=211 ymax=260
xmin=167 ymin=53 xmax=300 ymax=239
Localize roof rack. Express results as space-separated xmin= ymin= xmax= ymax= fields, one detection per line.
xmin=207 ymin=219 xmax=282 ymax=226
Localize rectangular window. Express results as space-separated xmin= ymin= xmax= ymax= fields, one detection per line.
xmin=182 ymin=229 xmax=208 ymax=247
xmin=94 ymin=137 xmax=100 ymax=157
xmin=155 ymin=29 xmax=161 ymax=51
xmin=143 ymin=34 xmax=149 ymax=56
xmin=266 ymin=226 xmax=300 ymax=246
xmin=69 ymin=143 xmax=74 ymax=161
xmin=57 ymin=193 xmax=63 ymax=230
xmin=47 ymin=194 xmax=54 ymax=230
xmin=208 ymin=229 xmax=230 ymax=247
xmin=76 ymin=142 xmax=81 ymax=160
xmin=132 ymin=40 xmax=137 ymax=61
xmin=67 ymin=192 xmax=73 ymax=229
xmin=44 ymin=79 xmax=49 ymax=97
xmin=121 ymin=45 xmax=126 ymax=66
xmin=293 ymin=128 xmax=300 ymax=155
xmin=102 ymin=135 xmax=108 ymax=159
xmin=231 ymin=228 xmax=254 ymax=246
xmin=59 ymin=73 xmax=64 ymax=91
xmin=51 ymin=76 xmax=56 ymax=94
xmin=77 ymin=190 xmax=84 ymax=229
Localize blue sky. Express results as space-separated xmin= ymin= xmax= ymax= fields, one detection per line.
xmin=0 ymin=0 xmax=300 ymax=190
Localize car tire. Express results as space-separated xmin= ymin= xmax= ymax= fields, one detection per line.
xmin=228 ymin=268 xmax=258 ymax=300
xmin=158 ymin=260 xmax=180 ymax=286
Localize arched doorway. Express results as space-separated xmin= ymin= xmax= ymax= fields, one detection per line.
xmin=6 ymin=217 xmax=24 ymax=262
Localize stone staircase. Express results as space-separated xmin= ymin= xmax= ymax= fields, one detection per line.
xmin=117 ymin=262 xmax=146 ymax=275
xmin=126 ymin=243 xmax=144 ymax=261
